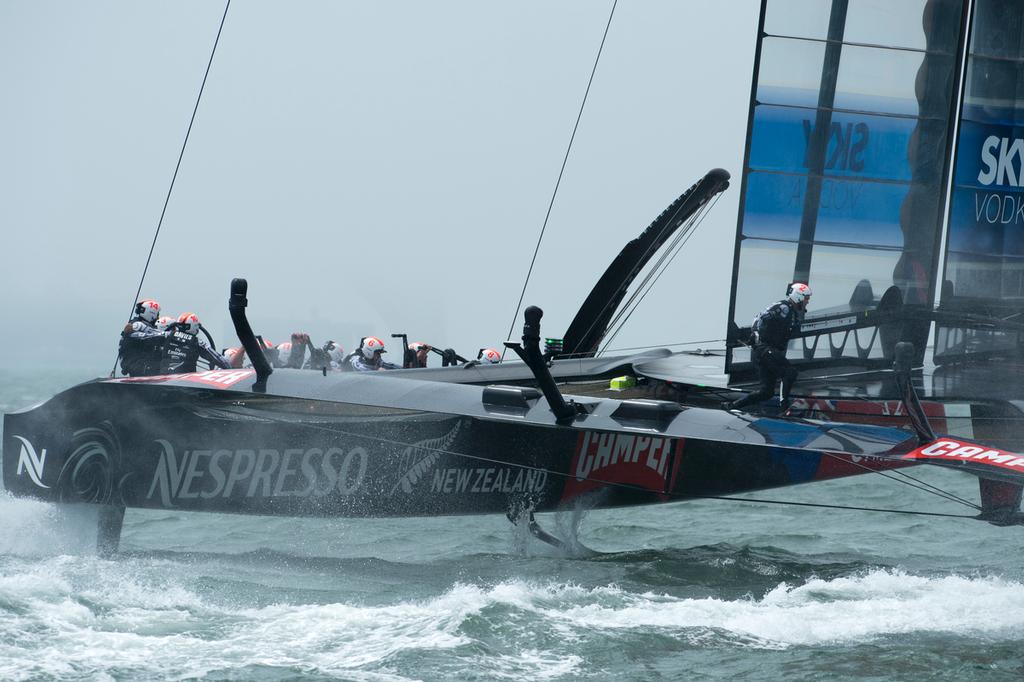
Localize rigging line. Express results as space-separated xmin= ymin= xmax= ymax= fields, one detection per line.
xmin=606 ymin=338 xmax=726 ymax=351
xmin=549 ymin=338 xmax=727 ymax=359
xmin=243 ymin=408 xmax=977 ymax=521
xmin=110 ymin=0 xmax=232 ymax=377
xmin=501 ymin=0 xmax=618 ymax=359
xmin=735 ymin=368 xmax=908 ymax=387
xmin=762 ymin=31 xmax=952 ymax=57
xmin=791 ymin=414 xmax=1024 ymax=423
xmin=560 ymin=181 xmax=722 ymax=357
xmin=785 ymin=408 xmax=927 ymax=421
xmin=612 ymin=207 xmax=702 ymax=318
xmin=692 ymin=497 xmax=974 ymax=519
xmin=792 ymin=369 xmax=900 ymax=382
xmin=784 ymin=397 xmax=938 ymax=412
xmin=594 ymin=204 xmax=707 ymax=352
xmin=601 ymin=193 xmax=720 ymax=349
xmin=597 ymin=193 xmax=715 ymax=337
xmin=879 ymin=466 xmax=980 ymax=509
xmin=599 ymin=194 xmax=721 ymax=354
xmin=742 ymin=234 xmax=907 ymax=252
xmin=756 ymin=100 xmax=943 ymax=123
xmin=815 ymin=450 xmax=981 ymax=511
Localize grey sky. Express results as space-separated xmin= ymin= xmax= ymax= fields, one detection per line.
xmin=0 ymin=1 xmax=758 ymax=370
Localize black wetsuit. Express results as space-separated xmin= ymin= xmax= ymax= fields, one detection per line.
xmin=160 ymin=327 xmax=231 ymax=374
xmin=119 ymin=318 xmax=165 ymax=377
xmin=730 ymin=300 xmax=803 ymax=410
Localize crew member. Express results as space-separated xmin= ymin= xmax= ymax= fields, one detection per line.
xmin=155 ymin=316 xmax=175 ymax=331
xmin=299 ymin=338 xmax=343 ymax=371
xmin=479 ymin=348 xmax=501 ymax=364
xmin=118 ymin=299 xmax=165 ymax=377
xmin=325 ymin=340 xmax=345 ymax=370
xmin=727 ymin=282 xmax=811 ymax=411
xmin=275 ymin=333 xmax=311 ymax=369
xmin=160 ymin=312 xmax=231 ymax=374
xmin=252 ymin=338 xmax=277 ymax=367
xmin=223 ymin=346 xmax=245 ymax=368
xmin=408 ymin=341 xmax=431 ymax=368
xmin=348 ymin=336 xmax=400 ymax=372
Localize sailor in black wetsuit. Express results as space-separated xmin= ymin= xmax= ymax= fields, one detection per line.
xmin=118 ymin=299 xmax=166 ymax=377
xmin=728 ymin=282 xmax=811 ymax=411
xmin=160 ymin=313 xmax=231 ymax=374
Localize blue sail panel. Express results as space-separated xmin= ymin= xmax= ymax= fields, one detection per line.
xmin=748 ymin=104 xmax=921 ymax=182
xmin=742 ymin=172 xmax=909 ymax=247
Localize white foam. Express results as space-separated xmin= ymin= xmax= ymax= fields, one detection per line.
xmin=0 ymin=492 xmax=99 ymax=556
xmin=530 ymin=569 xmax=1024 ymax=647
xmin=3 ymin=564 xmax=1023 ymax=679
xmin=0 ymin=570 xmax=579 ymax=680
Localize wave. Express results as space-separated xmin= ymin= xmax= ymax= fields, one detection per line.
xmin=1 ymin=549 xmax=1023 ymax=681
xmin=529 ymin=569 xmax=1024 ymax=647
xmin=0 ymin=552 xmax=581 ymax=680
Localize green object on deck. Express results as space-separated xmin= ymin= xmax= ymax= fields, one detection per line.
xmin=609 ymin=375 xmax=636 ymax=391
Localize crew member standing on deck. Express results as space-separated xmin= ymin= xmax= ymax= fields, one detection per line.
xmin=118 ymin=299 xmax=165 ymax=377
xmin=727 ymin=282 xmax=811 ymax=411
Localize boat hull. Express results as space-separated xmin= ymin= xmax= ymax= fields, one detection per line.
xmin=2 ymin=372 xmax=920 ymax=520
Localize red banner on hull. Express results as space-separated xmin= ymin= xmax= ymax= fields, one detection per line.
xmin=561 ymin=431 xmax=683 ymax=502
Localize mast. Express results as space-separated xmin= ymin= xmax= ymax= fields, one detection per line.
xmin=793 ymin=0 xmax=848 ymax=284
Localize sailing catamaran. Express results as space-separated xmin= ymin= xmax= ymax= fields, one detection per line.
xmin=5 ymin=0 xmax=1024 ymax=555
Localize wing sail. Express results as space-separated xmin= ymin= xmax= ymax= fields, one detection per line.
xmin=937 ymin=1 xmax=1024 ymax=365
xmin=727 ymin=0 xmax=969 ymax=376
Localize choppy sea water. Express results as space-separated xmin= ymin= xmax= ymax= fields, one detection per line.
xmin=2 ymin=369 xmax=1024 ymax=681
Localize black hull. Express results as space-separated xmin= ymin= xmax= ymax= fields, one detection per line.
xmin=3 ymin=369 xmax=922 ymax=520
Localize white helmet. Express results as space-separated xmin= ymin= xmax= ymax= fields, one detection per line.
xmin=177 ymin=312 xmax=200 ymax=335
xmin=788 ymin=282 xmax=812 ymax=305
xmin=479 ymin=348 xmax=501 ymax=364
xmin=409 ymin=341 xmax=430 ymax=353
xmin=325 ymin=340 xmax=344 ymax=365
xmin=360 ymin=336 xmax=386 ymax=360
xmin=155 ymin=316 xmax=174 ymax=331
xmin=135 ymin=299 xmax=161 ymax=324
xmin=276 ymin=341 xmax=293 ymax=365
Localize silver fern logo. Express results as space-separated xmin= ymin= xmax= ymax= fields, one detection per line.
xmin=391 ymin=422 xmax=461 ymax=494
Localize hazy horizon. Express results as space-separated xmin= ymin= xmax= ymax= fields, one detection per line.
xmin=0 ymin=1 xmax=757 ymax=371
